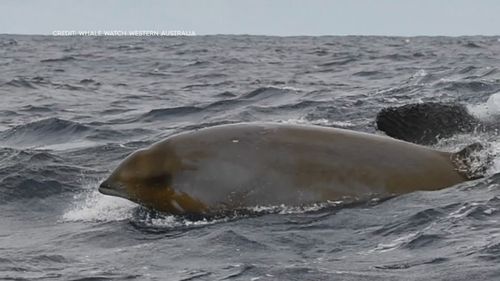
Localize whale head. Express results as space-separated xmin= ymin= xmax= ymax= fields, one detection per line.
xmin=99 ymin=145 xmax=206 ymax=214
xmin=99 ymin=148 xmax=172 ymax=202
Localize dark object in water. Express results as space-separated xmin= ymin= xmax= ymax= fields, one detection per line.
xmin=376 ymin=102 xmax=483 ymax=145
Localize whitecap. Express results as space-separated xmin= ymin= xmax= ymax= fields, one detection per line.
xmin=61 ymin=181 xmax=136 ymax=222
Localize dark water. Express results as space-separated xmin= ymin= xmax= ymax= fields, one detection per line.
xmin=2 ymin=35 xmax=500 ymax=280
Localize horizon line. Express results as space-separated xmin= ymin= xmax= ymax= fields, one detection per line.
xmin=1 ymin=32 xmax=500 ymax=38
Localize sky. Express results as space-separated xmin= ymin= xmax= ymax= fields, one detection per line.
xmin=1 ymin=0 xmax=499 ymax=36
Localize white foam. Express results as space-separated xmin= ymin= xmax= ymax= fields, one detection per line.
xmin=414 ymin=69 xmax=427 ymax=78
xmin=149 ymin=216 xmax=229 ymax=228
xmin=468 ymin=91 xmax=500 ymax=120
xmin=62 ymin=182 xmax=136 ymax=222
xmin=281 ymin=117 xmax=354 ymax=128
xmin=463 ymin=92 xmax=500 ymax=174
xmin=264 ymin=85 xmax=302 ymax=92
xmin=246 ymin=201 xmax=343 ymax=215
xmin=61 ymin=186 xmax=232 ymax=227
xmin=369 ymin=232 xmax=419 ymax=253
xmin=486 ymin=141 xmax=500 ymax=175
xmin=433 ymin=132 xmax=500 ymax=176
xmin=37 ymin=140 xmax=98 ymax=151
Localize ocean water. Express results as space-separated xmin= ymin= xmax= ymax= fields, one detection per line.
xmin=1 ymin=35 xmax=500 ymax=280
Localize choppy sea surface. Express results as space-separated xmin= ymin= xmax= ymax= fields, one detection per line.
xmin=2 ymin=35 xmax=500 ymax=280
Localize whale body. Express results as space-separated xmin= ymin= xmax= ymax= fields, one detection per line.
xmin=99 ymin=123 xmax=482 ymax=215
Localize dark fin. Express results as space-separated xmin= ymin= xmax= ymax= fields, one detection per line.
xmin=376 ymin=102 xmax=481 ymax=145
xmin=451 ymin=142 xmax=490 ymax=180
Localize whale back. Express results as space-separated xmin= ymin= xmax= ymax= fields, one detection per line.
xmin=161 ymin=123 xmax=471 ymax=207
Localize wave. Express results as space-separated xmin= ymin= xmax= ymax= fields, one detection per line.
xmin=400 ymin=233 xmax=444 ymax=250
xmin=3 ymin=77 xmax=37 ymax=89
xmin=177 ymin=48 xmax=209 ymax=55
xmin=2 ymin=76 xmax=90 ymax=91
xmin=136 ymin=87 xmax=299 ymax=122
xmin=458 ymin=66 xmax=479 ymax=74
xmin=464 ymin=41 xmax=483 ymax=48
xmin=380 ymin=53 xmax=412 ymax=61
xmin=139 ymin=106 xmax=204 ymax=122
xmin=0 ymin=110 xmax=20 ymax=117
xmin=0 ymin=118 xmax=92 ymax=148
xmin=372 ymin=207 xmax=448 ymax=236
xmin=1 ymin=176 xmax=65 ymax=202
xmin=0 ymin=38 xmax=17 ymax=47
xmin=457 ymin=67 xmax=500 ymax=80
xmin=0 ymin=148 xmax=82 ymax=202
xmin=40 ymin=56 xmax=77 ymax=63
xmin=352 ymin=70 xmax=380 ymax=77
xmin=107 ymin=45 xmax=145 ymax=51
xmin=374 ymin=257 xmax=449 ymax=270
xmin=317 ymin=57 xmax=357 ymax=67
xmin=184 ymin=60 xmax=210 ymax=67
xmin=219 ymin=58 xmax=252 ymax=64
xmin=479 ymin=241 xmax=500 ymax=261
xmin=437 ymin=80 xmax=500 ymax=93
xmin=214 ymin=91 xmax=236 ymax=98
xmin=252 ymin=100 xmax=325 ymax=113
xmin=307 ymin=48 xmax=329 ymax=56
xmin=20 ymin=105 xmax=53 ymax=113
xmin=412 ymin=51 xmax=437 ymax=58
xmin=79 ymin=78 xmax=98 ymax=84
xmin=240 ymin=86 xmax=293 ymax=99
xmin=53 ymin=83 xmax=86 ymax=91
xmin=188 ymin=73 xmax=228 ymax=79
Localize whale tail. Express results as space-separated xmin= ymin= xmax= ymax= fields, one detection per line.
xmin=451 ymin=142 xmax=491 ymax=180
xmin=376 ymin=102 xmax=481 ymax=145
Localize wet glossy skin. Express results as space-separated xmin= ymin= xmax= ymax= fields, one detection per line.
xmin=99 ymin=123 xmax=468 ymax=215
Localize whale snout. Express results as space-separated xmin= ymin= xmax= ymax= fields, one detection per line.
xmin=99 ymin=179 xmax=129 ymax=199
